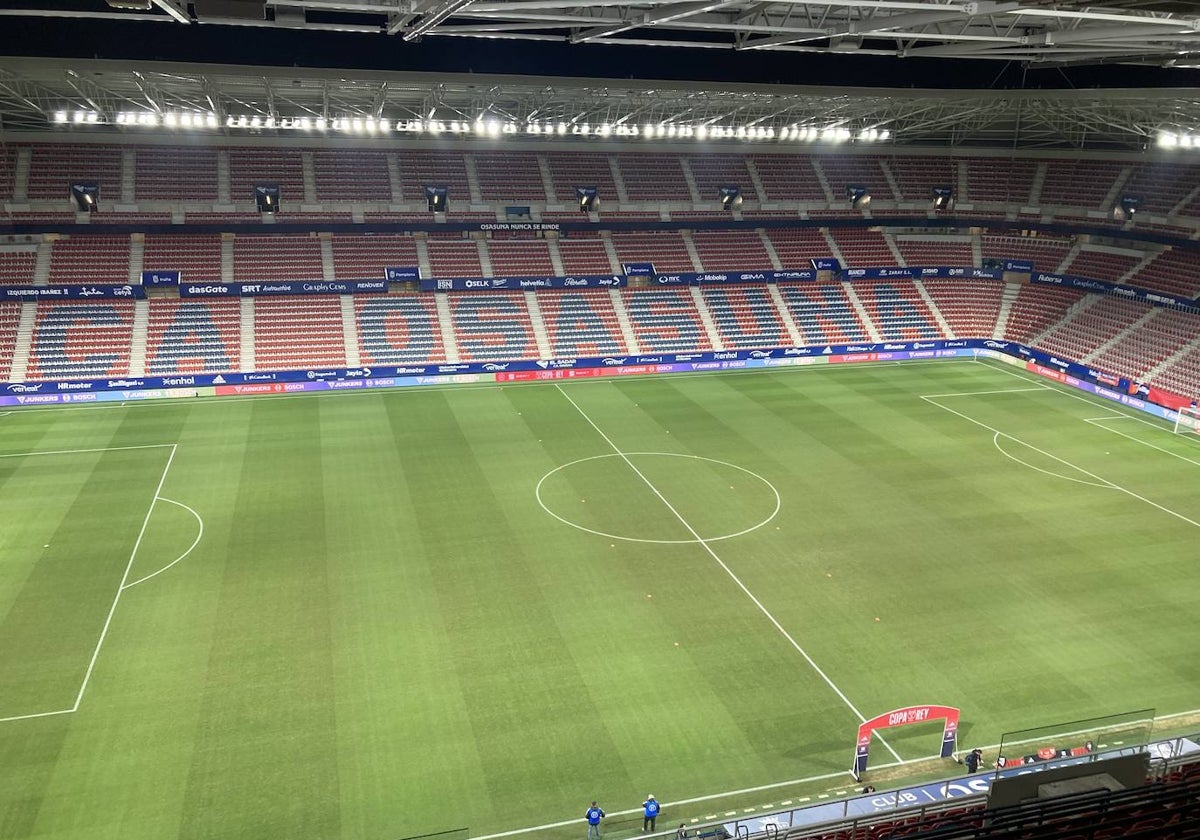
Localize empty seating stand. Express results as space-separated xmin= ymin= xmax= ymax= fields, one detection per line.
xmin=1128 ymin=250 xmax=1200 ymax=299
xmin=1090 ymin=307 xmax=1194 ymax=383
xmin=817 ymin=156 xmax=895 ymax=203
xmin=981 ymin=235 xmax=1072 ymax=274
xmin=0 ymin=249 xmax=37 ymax=285
xmin=854 ymin=280 xmax=947 ymax=341
xmin=893 ymin=238 xmax=973 ymax=268
xmin=447 ymin=291 xmax=537 ymax=362
xmin=1062 ymin=249 xmax=1142 ymax=283
xmin=0 ymin=303 xmax=20 ymax=380
xmin=356 ymin=292 xmax=446 ymax=365
xmin=487 ymin=239 xmax=555 ymax=276
xmin=557 ymin=238 xmax=614 ymax=275
xmin=313 ymin=150 xmax=391 ymax=202
xmin=617 ymin=155 xmax=692 ymax=201
xmin=426 ymin=240 xmax=483 ymax=278
xmin=963 ymin=157 xmax=1038 ymax=205
xmin=143 ymin=235 xmax=223 ymax=283
xmin=885 ymin=156 xmax=959 ymax=203
xmin=331 ymin=234 xmax=419 ymax=281
xmin=232 ymin=235 xmax=324 ymax=282
xmin=537 ymin=289 xmax=626 ymax=357
xmin=25 ymin=144 xmax=123 ymax=201
xmin=701 ymin=284 xmax=788 ymax=348
xmin=134 ymin=146 xmax=220 ymax=201
xmin=146 ymin=299 xmax=241 ymax=375
xmin=611 ymin=232 xmax=695 ymax=273
xmin=690 ymin=230 xmax=772 ymax=271
xmin=775 ymin=281 xmax=871 ymax=345
xmin=748 ymin=155 xmax=828 ymax=203
xmin=1039 ymin=160 xmax=1124 ymax=210
xmin=474 ymin=152 xmax=547 ymax=202
xmin=1003 ymin=285 xmax=1087 ymax=345
xmin=47 ymin=235 xmax=131 ymax=285
xmin=396 ymin=150 xmax=469 ymax=204
xmin=1036 ymin=296 xmax=1149 ymax=367
xmin=761 ymin=228 xmax=834 ymax=268
xmin=622 ymin=287 xmax=712 ymax=353
xmin=0 ymin=147 xmax=14 ymax=200
xmin=687 ymin=155 xmax=760 ymax=203
xmin=829 ymin=229 xmax=895 ymax=266
xmin=920 ymin=279 xmax=1004 ymax=339
xmin=27 ymin=299 xmax=134 ymax=380
xmin=229 ymin=148 xmax=305 ymax=206
xmin=546 ymin=152 xmax=618 ymax=204
xmin=253 ymin=297 xmax=347 ymax=370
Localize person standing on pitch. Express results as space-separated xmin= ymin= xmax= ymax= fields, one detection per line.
xmin=586 ymin=801 xmax=605 ymax=840
xmin=964 ymin=748 xmax=984 ymax=773
xmin=642 ymin=795 xmax=660 ymax=832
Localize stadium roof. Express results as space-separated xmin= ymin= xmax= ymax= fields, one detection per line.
xmin=4 ymin=0 xmax=1200 ymax=69
xmin=1 ymin=56 xmax=1199 ymax=152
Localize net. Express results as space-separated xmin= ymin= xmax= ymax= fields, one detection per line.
xmin=1173 ymin=405 xmax=1200 ymax=435
xmin=993 ymin=709 xmax=1155 ymax=777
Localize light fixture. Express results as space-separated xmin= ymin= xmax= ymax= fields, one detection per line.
xmin=54 ymin=110 xmax=67 ymax=123
xmin=315 ymin=117 xmax=327 ymax=131
xmin=486 ymin=120 xmax=500 ymax=137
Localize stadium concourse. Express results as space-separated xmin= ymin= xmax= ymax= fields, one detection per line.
xmin=0 ymin=143 xmax=1199 ymax=408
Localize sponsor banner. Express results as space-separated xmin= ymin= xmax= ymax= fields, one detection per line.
xmin=914 ymin=266 xmax=1003 ymax=280
xmin=811 ymin=258 xmax=840 ymax=271
xmin=180 ymin=280 xmax=387 ymax=297
xmin=650 ymin=270 xmax=781 ymax=286
xmin=622 ymin=262 xmax=655 ymax=276
xmin=771 ymin=269 xmax=817 ymax=281
xmin=842 ymin=267 xmax=918 ymax=280
xmin=1003 ymin=259 xmax=1035 ymax=273
xmin=476 ymin=222 xmax=560 ymax=232
xmin=384 ymin=266 xmax=421 ymax=281
xmin=419 ymin=275 xmax=625 ymax=291
xmin=854 ymin=706 xmax=960 ymax=775
xmin=1 ymin=284 xmax=145 ymax=300
xmin=141 ymin=270 xmax=181 ymax=286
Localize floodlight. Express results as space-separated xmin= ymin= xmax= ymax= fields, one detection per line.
xmin=557 ymin=122 xmax=567 ymax=135
xmin=847 ymin=185 xmax=871 ymax=208
xmin=315 ymin=118 xmax=327 ymax=131
xmin=719 ymin=186 xmax=742 ymax=211
xmin=1112 ymin=195 xmax=1141 ymax=221
xmin=255 ymin=183 xmax=280 ymax=213
xmin=54 ymin=110 xmax=67 ymax=123
xmin=71 ymin=182 xmax=100 ymax=212
xmin=73 ymin=111 xmax=85 ymax=123
xmin=932 ymin=186 xmax=954 ymax=211
xmin=697 ymin=125 xmax=708 ymax=140
xmin=425 ymin=185 xmax=448 ymax=213
xmin=250 ymin=116 xmax=262 ymax=128
xmin=86 ymin=112 xmax=98 ymax=123
xmin=207 ymin=113 xmax=218 ymax=128
xmin=487 ymin=120 xmax=500 ymax=137
xmin=576 ymin=186 xmax=599 ymax=212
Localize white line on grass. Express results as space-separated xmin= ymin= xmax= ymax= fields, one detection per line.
xmin=0 ymin=707 xmax=76 ymax=725
xmin=923 ymin=396 xmax=1200 ymax=530
xmin=1 ymin=358 xmax=968 ymax=415
xmin=121 ymin=498 xmax=204 ymax=589
xmin=0 ymin=443 xmax=175 ymax=459
xmin=71 ymin=443 xmax=178 ymax=712
xmin=554 ymin=383 xmax=903 ymax=764
xmin=919 ymin=387 xmax=1050 ymax=399
xmin=991 ymin=433 xmax=1110 ymax=488
xmin=1083 ymin=418 xmax=1200 ymax=468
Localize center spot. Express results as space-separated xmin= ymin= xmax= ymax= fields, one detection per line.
xmin=535 ymin=452 xmax=780 ymax=544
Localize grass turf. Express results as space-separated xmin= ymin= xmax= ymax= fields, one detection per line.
xmin=0 ymin=359 xmax=1197 ymax=840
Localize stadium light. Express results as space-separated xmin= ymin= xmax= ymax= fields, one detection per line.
xmin=315 ymin=118 xmax=327 ymax=131
xmin=697 ymin=125 xmax=708 ymax=140
xmin=53 ymin=110 xmax=67 ymax=123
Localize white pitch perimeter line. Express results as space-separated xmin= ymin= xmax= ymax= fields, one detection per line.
xmin=923 ymin=396 xmax=1200 ymax=530
xmin=121 ymin=498 xmax=204 ymax=590
xmin=1084 ymin=418 xmax=1200 ymax=468
xmin=0 ymin=443 xmax=175 ymax=460
xmin=920 ymin=387 xmax=1050 ymax=399
xmin=0 ymin=707 xmax=75 ymax=725
xmin=554 ymin=384 xmax=903 ymax=764
xmin=70 ymin=443 xmax=178 ymax=712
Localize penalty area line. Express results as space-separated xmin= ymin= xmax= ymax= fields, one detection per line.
xmin=554 ymin=383 xmax=903 ymax=764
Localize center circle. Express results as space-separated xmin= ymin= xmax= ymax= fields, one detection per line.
xmin=535 ymin=452 xmax=781 ymax=544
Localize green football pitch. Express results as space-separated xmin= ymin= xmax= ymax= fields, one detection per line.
xmin=1 ymin=358 xmax=1197 ymax=840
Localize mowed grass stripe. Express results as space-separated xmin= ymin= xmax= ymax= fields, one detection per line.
xmin=176 ymin=398 xmax=342 ymax=840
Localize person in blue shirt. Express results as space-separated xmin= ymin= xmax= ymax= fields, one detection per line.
xmin=642 ymin=795 xmax=660 ymax=832
xmin=585 ymin=801 xmax=605 ymax=840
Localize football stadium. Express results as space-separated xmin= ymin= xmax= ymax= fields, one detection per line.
xmin=1 ymin=3 xmax=1200 ymax=838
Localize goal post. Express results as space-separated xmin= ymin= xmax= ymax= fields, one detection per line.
xmin=1173 ymin=405 xmax=1200 ymax=435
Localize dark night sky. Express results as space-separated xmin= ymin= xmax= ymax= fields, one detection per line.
xmin=3 ymin=6 xmax=1200 ymax=90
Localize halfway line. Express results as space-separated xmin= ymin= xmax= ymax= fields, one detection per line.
xmin=554 ymin=384 xmax=903 ymax=763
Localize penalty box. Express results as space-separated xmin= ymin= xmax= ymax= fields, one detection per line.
xmin=0 ymin=444 xmax=175 ymax=723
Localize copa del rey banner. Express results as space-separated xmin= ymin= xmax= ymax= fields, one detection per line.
xmin=854 ymin=705 xmax=960 ymax=776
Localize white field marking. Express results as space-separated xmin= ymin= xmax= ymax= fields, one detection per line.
xmin=535 ymin=452 xmax=781 ymax=544
xmin=467 ymin=766 xmax=896 ymax=840
xmin=0 ymin=358 xmax=968 ymax=416
xmin=924 ymin=396 xmax=1200 ymax=530
xmin=71 ymin=444 xmax=178 ymax=711
xmin=121 ymin=498 xmax=204 ymax=589
xmin=919 ymin=387 xmax=1050 ymax=399
xmin=992 ymin=433 xmax=1111 ymax=489
xmin=974 ymin=359 xmax=1177 ymax=434
xmin=1083 ymin=416 xmax=1128 ymax=422
xmin=554 ymin=384 xmax=904 ymax=763
xmin=0 ymin=443 xmax=174 ymax=460
xmin=0 ymin=411 xmax=11 ymax=418
xmin=0 ymin=707 xmax=75 ymax=725
xmin=1084 ymin=418 xmax=1200 ymax=468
